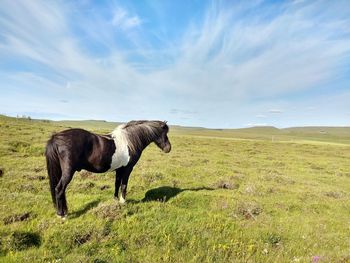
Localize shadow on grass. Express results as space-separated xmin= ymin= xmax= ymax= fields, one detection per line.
xmin=141 ymin=186 xmax=214 ymax=202
xmin=6 ymin=231 xmax=41 ymax=251
xmin=68 ymin=187 xmax=214 ymax=213
xmin=70 ymin=200 xmax=100 ymax=219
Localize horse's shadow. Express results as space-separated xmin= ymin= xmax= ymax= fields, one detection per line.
xmin=70 ymin=200 xmax=100 ymax=219
xmin=141 ymin=186 xmax=214 ymax=202
xmin=70 ymin=186 xmax=213 ymax=218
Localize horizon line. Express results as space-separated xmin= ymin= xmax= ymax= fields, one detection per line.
xmin=1 ymin=113 xmax=349 ymax=130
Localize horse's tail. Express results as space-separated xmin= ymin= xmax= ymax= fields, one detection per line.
xmin=45 ymin=136 xmax=61 ymax=208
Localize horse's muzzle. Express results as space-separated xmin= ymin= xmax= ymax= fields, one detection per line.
xmin=163 ymin=143 xmax=171 ymax=153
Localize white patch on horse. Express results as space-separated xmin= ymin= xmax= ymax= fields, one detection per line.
xmin=108 ymin=125 xmax=130 ymax=171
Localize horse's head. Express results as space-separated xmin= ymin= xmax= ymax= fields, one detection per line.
xmin=154 ymin=121 xmax=171 ymax=153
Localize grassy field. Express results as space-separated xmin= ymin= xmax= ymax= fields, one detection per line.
xmin=0 ymin=115 xmax=349 ymax=262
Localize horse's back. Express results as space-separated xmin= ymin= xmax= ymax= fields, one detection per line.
xmin=50 ymin=128 xmax=95 ymax=147
xmin=48 ymin=129 xmax=93 ymax=167
xmin=49 ymin=128 xmax=115 ymax=172
xmin=52 ymin=128 xmax=92 ymax=139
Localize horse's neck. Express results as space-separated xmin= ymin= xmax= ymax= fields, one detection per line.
xmin=127 ymin=129 xmax=157 ymax=154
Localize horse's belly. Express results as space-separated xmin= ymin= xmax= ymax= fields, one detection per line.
xmin=108 ymin=142 xmax=130 ymax=171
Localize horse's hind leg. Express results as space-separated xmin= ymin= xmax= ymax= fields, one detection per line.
xmin=62 ymin=191 xmax=68 ymax=216
xmin=55 ymin=167 xmax=74 ymax=217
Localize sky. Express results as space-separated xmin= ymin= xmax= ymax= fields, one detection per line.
xmin=0 ymin=0 xmax=349 ymax=128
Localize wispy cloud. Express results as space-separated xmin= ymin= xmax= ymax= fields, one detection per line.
xmin=268 ymin=109 xmax=283 ymax=114
xmin=112 ymin=8 xmax=141 ymax=30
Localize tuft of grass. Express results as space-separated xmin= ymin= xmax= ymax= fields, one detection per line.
xmin=92 ymin=200 xmax=122 ymax=220
xmin=235 ymin=201 xmax=263 ymax=220
xmin=3 ymin=212 xmax=32 ymax=225
xmin=263 ymin=232 xmax=283 ymax=247
xmin=215 ymin=178 xmax=240 ymax=190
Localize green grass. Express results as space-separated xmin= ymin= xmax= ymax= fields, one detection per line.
xmin=0 ymin=115 xmax=349 ymax=262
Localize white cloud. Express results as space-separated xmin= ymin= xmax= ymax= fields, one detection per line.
xmin=246 ymin=123 xmax=268 ymax=127
xmin=268 ymin=109 xmax=283 ymax=114
xmin=112 ymin=8 xmax=141 ymax=30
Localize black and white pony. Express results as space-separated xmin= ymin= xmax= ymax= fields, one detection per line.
xmin=45 ymin=120 xmax=171 ymax=218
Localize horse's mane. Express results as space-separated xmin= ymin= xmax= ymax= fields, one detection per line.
xmin=111 ymin=120 xmax=168 ymax=154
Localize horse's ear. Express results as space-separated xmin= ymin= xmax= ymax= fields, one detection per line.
xmin=162 ymin=120 xmax=168 ymax=129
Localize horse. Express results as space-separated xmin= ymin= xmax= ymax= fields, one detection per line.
xmin=45 ymin=120 xmax=171 ymax=218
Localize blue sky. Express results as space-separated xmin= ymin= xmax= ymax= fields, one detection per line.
xmin=0 ymin=0 xmax=349 ymax=128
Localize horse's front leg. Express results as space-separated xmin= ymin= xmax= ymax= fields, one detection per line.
xmin=117 ymin=166 xmax=133 ymax=204
xmin=114 ymin=172 xmax=122 ymax=200
xmin=120 ymin=177 xmax=129 ymax=204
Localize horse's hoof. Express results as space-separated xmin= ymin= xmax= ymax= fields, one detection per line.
xmin=56 ymin=214 xmax=67 ymax=221
xmin=119 ymin=196 xmax=126 ymax=204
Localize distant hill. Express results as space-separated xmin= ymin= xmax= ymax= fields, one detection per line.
xmin=283 ymin=126 xmax=350 ymax=135
xmin=231 ymin=126 xmax=281 ymax=133
xmin=1 ymin=114 xmax=349 ymax=145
